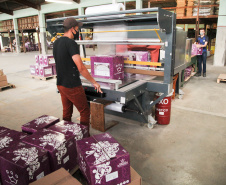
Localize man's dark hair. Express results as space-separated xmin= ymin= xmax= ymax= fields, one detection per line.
xmin=63 ymin=18 xmax=83 ymax=33
xmin=64 ymin=27 xmax=71 ymax=33
xmin=200 ymin=28 xmax=205 ymax=31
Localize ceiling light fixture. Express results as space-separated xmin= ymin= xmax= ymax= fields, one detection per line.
xmin=45 ymin=0 xmax=74 ymax=4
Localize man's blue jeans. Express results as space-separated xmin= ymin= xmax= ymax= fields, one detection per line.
xmin=197 ymin=51 xmax=207 ymax=74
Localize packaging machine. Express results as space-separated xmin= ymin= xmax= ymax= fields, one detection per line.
xmin=46 ymin=7 xmax=177 ymax=128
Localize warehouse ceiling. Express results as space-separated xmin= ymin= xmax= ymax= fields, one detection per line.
xmin=0 ymin=0 xmax=80 ymax=15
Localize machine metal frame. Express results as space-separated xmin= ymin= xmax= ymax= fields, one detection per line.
xmin=47 ymin=8 xmax=176 ymax=126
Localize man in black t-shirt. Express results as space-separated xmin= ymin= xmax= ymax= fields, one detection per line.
xmin=53 ymin=18 xmax=102 ymax=133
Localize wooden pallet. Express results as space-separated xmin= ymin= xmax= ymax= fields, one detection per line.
xmin=217 ymin=74 xmax=226 ymax=83
xmin=31 ymin=75 xmax=57 ymax=81
xmin=0 ymin=83 xmax=16 ymax=92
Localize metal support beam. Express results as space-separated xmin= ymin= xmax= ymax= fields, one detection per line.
xmin=0 ymin=7 xmax=13 ymax=15
xmin=13 ymin=18 xmax=21 ymax=53
xmin=12 ymin=0 xmax=40 ymax=10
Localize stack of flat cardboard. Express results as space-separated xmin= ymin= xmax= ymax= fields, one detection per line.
xmin=176 ymin=0 xmax=186 ymax=17
xmin=187 ymin=0 xmax=194 ymax=16
xmin=0 ymin=69 xmax=8 ymax=87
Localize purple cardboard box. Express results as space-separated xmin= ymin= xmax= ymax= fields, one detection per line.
xmin=35 ymin=55 xmax=39 ymax=65
xmin=48 ymin=120 xmax=89 ymax=143
xmin=39 ymin=55 xmax=44 ymax=66
xmin=21 ymin=115 xmax=59 ymax=134
xmin=43 ymin=55 xmax=55 ymax=67
xmin=91 ymin=56 xmax=124 ymax=80
xmin=39 ymin=66 xmax=53 ymax=77
xmin=22 ymin=129 xmax=77 ymax=172
xmin=49 ymin=63 xmax=57 ymax=76
xmin=192 ymin=44 xmax=203 ymax=56
xmin=0 ymin=130 xmax=28 ymax=152
xmin=0 ymin=127 xmax=11 ymax=135
xmin=76 ymin=133 xmax=131 ymax=185
xmin=30 ymin=65 xmax=36 ymax=76
xmin=128 ymin=51 xmax=150 ymax=68
xmin=0 ymin=142 xmax=50 ymax=185
xmin=35 ymin=65 xmax=39 ymax=76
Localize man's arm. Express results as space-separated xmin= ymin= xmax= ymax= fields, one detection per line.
xmin=197 ymin=41 xmax=208 ymax=48
xmin=72 ymin=54 xmax=102 ymax=93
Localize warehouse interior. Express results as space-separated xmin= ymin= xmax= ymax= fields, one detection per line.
xmin=0 ymin=0 xmax=226 ymax=185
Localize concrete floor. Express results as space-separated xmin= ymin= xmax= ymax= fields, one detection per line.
xmin=0 ymin=51 xmax=226 ymax=185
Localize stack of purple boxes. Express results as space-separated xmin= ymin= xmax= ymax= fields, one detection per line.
xmin=0 ymin=128 xmax=51 ymax=185
xmin=90 ymin=56 xmax=124 ymax=80
xmin=191 ymin=44 xmax=203 ymax=56
xmin=0 ymin=118 xmax=131 ymax=185
xmin=0 ymin=116 xmax=89 ymax=185
xmin=76 ymin=133 xmax=131 ymax=185
xmin=30 ymin=55 xmax=57 ymax=77
xmin=184 ymin=66 xmax=193 ymax=80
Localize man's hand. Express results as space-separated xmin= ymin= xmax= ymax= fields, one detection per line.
xmin=196 ymin=44 xmax=202 ymax=48
xmin=93 ymin=82 xmax=103 ymax=93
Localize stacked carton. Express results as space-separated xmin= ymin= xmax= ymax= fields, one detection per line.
xmin=30 ymin=55 xmax=56 ymax=78
xmin=176 ymin=0 xmax=187 ymax=17
xmin=91 ymin=56 xmax=124 ymax=80
xmin=0 ymin=116 xmax=89 ymax=185
xmin=187 ymin=0 xmax=194 ymax=16
xmin=193 ymin=0 xmax=215 ymax=16
xmin=0 ymin=69 xmax=8 ymax=87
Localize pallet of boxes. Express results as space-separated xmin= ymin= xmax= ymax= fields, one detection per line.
xmin=0 ymin=69 xmax=15 ymax=91
xmin=0 ymin=115 xmax=141 ymax=185
xmin=30 ymin=55 xmax=57 ymax=81
xmin=176 ymin=0 xmax=186 ymax=18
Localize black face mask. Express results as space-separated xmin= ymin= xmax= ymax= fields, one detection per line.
xmin=73 ymin=28 xmax=79 ymax=40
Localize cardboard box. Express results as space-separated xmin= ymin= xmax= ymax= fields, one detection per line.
xmin=0 ymin=130 xmax=28 ymax=152
xmin=35 ymin=55 xmax=39 ymax=65
xmin=29 ymin=168 xmax=82 ymax=185
xmin=35 ymin=65 xmax=40 ymax=76
xmin=22 ymin=129 xmax=77 ymax=172
xmin=49 ymin=63 xmax=57 ymax=76
xmin=76 ymin=133 xmax=131 ymax=185
xmin=191 ymin=44 xmax=203 ymax=56
xmin=0 ymin=81 xmax=8 ymax=87
xmin=128 ymin=51 xmax=150 ymax=68
xmin=91 ymin=56 xmax=124 ymax=80
xmin=21 ymin=115 xmax=59 ymax=134
xmin=0 ymin=142 xmax=51 ymax=185
xmin=30 ymin=65 xmax=36 ymax=76
xmin=128 ymin=167 xmax=142 ymax=185
xmin=0 ymin=75 xmax=7 ymax=82
xmin=0 ymin=69 xmax=4 ymax=76
xmin=0 ymin=127 xmax=11 ymax=136
xmin=48 ymin=120 xmax=89 ymax=144
xmin=39 ymin=66 xmax=53 ymax=77
xmin=39 ymin=55 xmax=44 ymax=66
xmin=43 ymin=55 xmax=55 ymax=67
